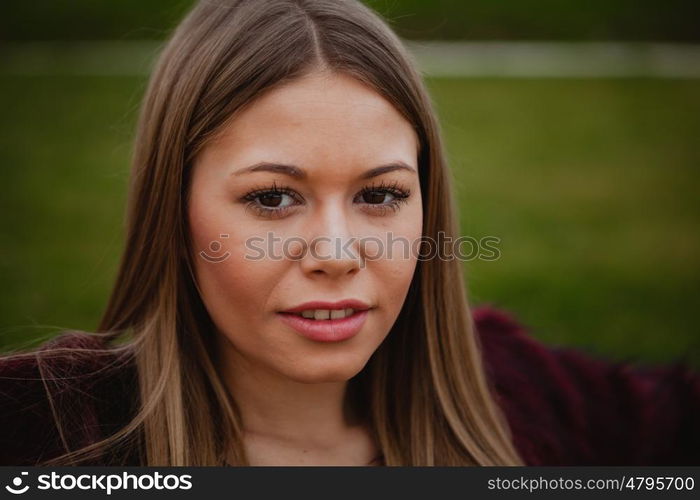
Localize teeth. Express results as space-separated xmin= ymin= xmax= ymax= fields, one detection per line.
xmin=297 ymin=308 xmax=356 ymax=320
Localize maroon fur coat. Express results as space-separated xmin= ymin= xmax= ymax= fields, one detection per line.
xmin=1 ymin=306 xmax=698 ymax=465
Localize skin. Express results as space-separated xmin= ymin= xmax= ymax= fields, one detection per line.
xmin=188 ymin=69 xmax=422 ymax=465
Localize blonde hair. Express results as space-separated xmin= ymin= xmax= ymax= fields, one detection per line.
xmin=33 ymin=0 xmax=523 ymax=466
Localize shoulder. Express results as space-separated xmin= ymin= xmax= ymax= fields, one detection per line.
xmin=0 ymin=331 xmax=137 ymax=465
xmin=472 ymin=304 xmax=700 ymax=465
xmin=472 ymin=305 xmax=588 ymax=464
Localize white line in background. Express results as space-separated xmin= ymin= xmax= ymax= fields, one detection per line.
xmin=1 ymin=40 xmax=699 ymax=78
xmin=406 ymin=41 xmax=700 ymax=78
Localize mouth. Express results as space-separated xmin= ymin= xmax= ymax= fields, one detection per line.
xmin=279 ymin=299 xmax=372 ymax=319
xmin=276 ymin=306 xmax=372 ymax=342
xmin=278 ymin=307 xmax=364 ymax=321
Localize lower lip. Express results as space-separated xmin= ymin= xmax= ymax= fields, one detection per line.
xmin=276 ymin=309 xmax=370 ymax=342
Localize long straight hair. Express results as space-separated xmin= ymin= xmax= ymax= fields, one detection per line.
xmin=38 ymin=0 xmax=523 ymax=466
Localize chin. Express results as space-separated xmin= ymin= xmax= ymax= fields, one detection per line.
xmin=282 ymin=358 xmax=368 ymax=384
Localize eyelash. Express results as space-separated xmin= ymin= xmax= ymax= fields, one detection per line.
xmin=241 ymin=179 xmax=412 ymax=219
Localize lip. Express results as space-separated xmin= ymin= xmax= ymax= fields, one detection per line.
xmin=280 ymin=299 xmax=371 ymax=314
xmin=276 ymin=309 xmax=370 ymax=342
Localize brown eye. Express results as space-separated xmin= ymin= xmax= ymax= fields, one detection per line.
xmin=241 ymin=183 xmax=300 ymax=218
xmin=259 ymin=192 xmax=285 ymax=207
xmin=354 ymin=181 xmax=411 ymax=216
xmin=362 ymin=191 xmax=390 ymax=204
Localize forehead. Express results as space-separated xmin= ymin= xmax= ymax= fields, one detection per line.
xmin=205 ymin=71 xmax=419 ymax=171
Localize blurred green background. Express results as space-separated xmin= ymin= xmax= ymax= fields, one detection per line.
xmin=2 ymin=0 xmax=698 ymax=41
xmin=1 ymin=1 xmax=698 ymax=368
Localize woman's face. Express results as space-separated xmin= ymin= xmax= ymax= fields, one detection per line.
xmin=188 ymin=70 xmax=422 ymax=383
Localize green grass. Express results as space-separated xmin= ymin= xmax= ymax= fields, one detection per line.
xmin=0 ymin=76 xmax=141 ymax=350
xmin=1 ymin=75 xmax=699 ymax=368
xmin=428 ymin=78 xmax=700 ymax=367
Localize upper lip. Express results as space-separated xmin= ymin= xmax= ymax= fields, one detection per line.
xmin=280 ymin=299 xmax=372 ymax=314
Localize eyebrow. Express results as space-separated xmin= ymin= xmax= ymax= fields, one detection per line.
xmin=231 ymin=161 xmax=417 ymax=180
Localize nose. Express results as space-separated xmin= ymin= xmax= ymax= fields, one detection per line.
xmin=297 ymin=201 xmax=363 ymax=278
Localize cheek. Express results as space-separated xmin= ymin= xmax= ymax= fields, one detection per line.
xmin=366 ymin=215 xmax=422 ymax=324
xmin=188 ymin=191 xmax=278 ymax=329
xmin=373 ymin=245 xmax=418 ymax=308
